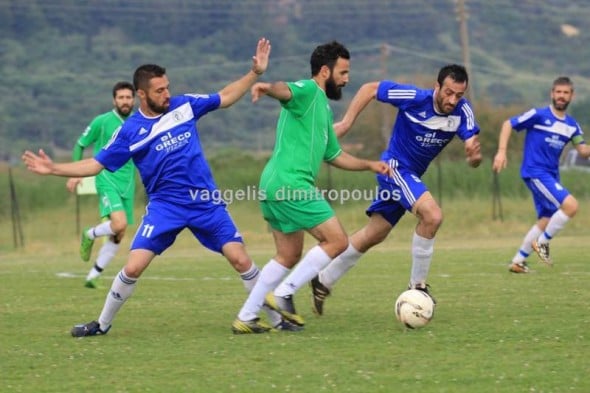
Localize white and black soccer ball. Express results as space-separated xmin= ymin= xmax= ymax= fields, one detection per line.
xmin=394 ymin=289 xmax=435 ymax=329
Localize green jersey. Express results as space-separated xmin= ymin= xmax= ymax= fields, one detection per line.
xmin=260 ymin=79 xmax=342 ymax=201
xmin=75 ymin=109 xmax=135 ymax=198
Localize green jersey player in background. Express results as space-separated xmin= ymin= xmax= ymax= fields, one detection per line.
xmin=66 ymin=81 xmax=136 ymax=288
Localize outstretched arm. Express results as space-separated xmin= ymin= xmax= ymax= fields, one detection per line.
xmin=22 ymin=149 xmax=103 ymax=177
xmin=218 ymin=38 xmax=271 ymax=108
xmin=329 ymin=151 xmax=392 ymax=176
xmin=334 ymin=81 xmax=380 ymax=138
xmin=492 ymin=119 xmax=513 ymax=173
xmin=251 ymin=81 xmax=292 ymax=103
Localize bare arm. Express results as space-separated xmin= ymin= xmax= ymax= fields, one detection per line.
xmin=492 ymin=119 xmax=513 ymax=173
xmin=464 ymin=135 xmax=482 ymax=168
xmin=251 ymin=81 xmax=292 ymax=103
xmin=574 ymin=142 xmax=590 ymax=159
xmin=334 ymin=81 xmax=380 ymax=138
xmin=22 ymin=149 xmax=104 ymax=177
xmin=329 ymin=151 xmax=392 ymax=176
xmin=218 ymin=38 xmax=271 ymax=108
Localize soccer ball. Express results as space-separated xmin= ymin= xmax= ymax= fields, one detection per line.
xmin=394 ymin=289 xmax=435 ymax=329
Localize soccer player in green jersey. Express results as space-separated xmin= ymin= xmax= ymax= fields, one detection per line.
xmin=66 ymin=81 xmax=136 ymax=288
xmin=231 ymin=41 xmax=392 ymax=334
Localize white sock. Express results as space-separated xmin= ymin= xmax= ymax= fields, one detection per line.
xmin=97 ymin=269 xmax=137 ymax=330
xmin=319 ymin=242 xmax=363 ymax=290
xmin=538 ymin=209 xmax=570 ymax=244
xmin=87 ymin=221 xmax=116 ymax=239
xmin=238 ymin=263 xmax=281 ymax=325
xmin=86 ymin=239 xmax=120 ymax=281
xmin=239 ymin=263 xmax=260 ymax=292
xmin=512 ymin=225 xmax=542 ymax=263
xmin=410 ymin=232 xmax=434 ymax=287
xmin=274 ymin=245 xmax=332 ymax=297
xmin=238 ymin=259 xmax=289 ymax=321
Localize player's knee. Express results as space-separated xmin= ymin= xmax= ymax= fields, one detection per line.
xmin=110 ymin=220 xmax=128 ymax=234
xmin=324 ymin=233 xmax=348 ymax=257
xmin=422 ymin=209 xmax=443 ymax=230
xmin=562 ymin=196 xmax=578 ymax=217
xmin=123 ymin=265 xmax=142 ymax=279
xmin=335 ymin=234 xmax=349 ymax=255
xmin=229 ymin=254 xmax=253 ymax=274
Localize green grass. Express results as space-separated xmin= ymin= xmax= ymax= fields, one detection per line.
xmin=1 ymin=198 xmax=590 ymax=393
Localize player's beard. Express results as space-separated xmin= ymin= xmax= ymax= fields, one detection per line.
xmin=552 ymin=98 xmax=570 ymax=111
xmin=116 ymin=104 xmax=133 ymax=117
xmin=325 ymin=76 xmax=343 ymax=100
xmin=435 ymin=94 xmax=454 ymax=115
xmin=147 ymin=95 xmax=169 ymax=114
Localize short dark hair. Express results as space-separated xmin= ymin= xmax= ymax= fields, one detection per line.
xmin=437 ymin=64 xmax=469 ymax=86
xmin=133 ymin=64 xmax=166 ymax=92
xmin=112 ymin=81 xmax=135 ymax=98
xmin=553 ymin=76 xmax=573 ymax=90
xmin=310 ymin=41 xmax=350 ymax=77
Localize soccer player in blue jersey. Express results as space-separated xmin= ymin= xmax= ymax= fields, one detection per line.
xmin=22 ymin=38 xmax=275 ymax=337
xmin=493 ymin=76 xmax=590 ymax=273
xmin=310 ymin=64 xmax=482 ymax=315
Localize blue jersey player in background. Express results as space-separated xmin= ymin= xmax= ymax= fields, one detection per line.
xmin=310 ymin=64 xmax=482 ymax=316
xmin=493 ymin=76 xmax=590 ymax=273
xmin=23 ymin=38 xmax=274 ymax=337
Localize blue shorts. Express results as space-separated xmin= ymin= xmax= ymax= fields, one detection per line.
xmin=524 ymin=175 xmax=570 ymax=219
xmin=130 ymin=200 xmax=243 ymax=255
xmin=366 ymin=165 xmax=428 ymax=226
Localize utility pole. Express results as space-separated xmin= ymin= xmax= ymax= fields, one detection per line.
xmin=456 ymin=0 xmax=474 ymax=101
xmin=380 ymin=43 xmax=390 ymax=145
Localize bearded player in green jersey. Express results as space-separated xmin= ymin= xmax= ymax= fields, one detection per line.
xmin=66 ymin=81 xmax=136 ymax=288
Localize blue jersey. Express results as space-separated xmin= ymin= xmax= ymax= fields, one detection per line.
xmin=95 ymin=93 xmax=221 ymax=205
xmin=376 ymin=81 xmax=479 ymax=176
xmin=510 ymin=106 xmax=585 ymax=178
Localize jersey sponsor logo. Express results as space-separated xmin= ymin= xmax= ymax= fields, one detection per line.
xmin=130 ymin=103 xmax=195 ymax=152
xmin=415 ymin=131 xmax=450 ymax=148
xmin=155 ymin=131 xmax=192 ymax=152
xmin=543 ymin=134 xmax=566 ymax=149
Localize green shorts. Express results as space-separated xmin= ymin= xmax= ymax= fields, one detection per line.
xmin=260 ymin=199 xmax=335 ymax=233
xmin=98 ymin=188 xmax=135 ymax=224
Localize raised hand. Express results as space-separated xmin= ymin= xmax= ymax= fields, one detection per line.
xmin=251 ymin=38 xmax=271 ymax=76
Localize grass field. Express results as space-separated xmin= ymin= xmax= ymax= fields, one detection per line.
xmin=1 ymin=198 xmax=589 ymax=393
